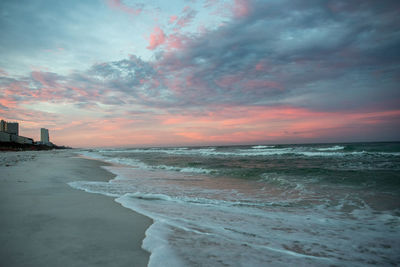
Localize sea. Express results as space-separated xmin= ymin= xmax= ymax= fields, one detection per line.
xmin=69 ymin=142 xmax=400 ymax=266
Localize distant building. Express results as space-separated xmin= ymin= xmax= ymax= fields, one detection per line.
xmin=0 ymin=131 xmax=11 ymax=142
xmin=0 ymin=120 xmax=19 ymax=135
xmin=6 ymin=122 xmax=19 ymax=135
xmin=41 ymin=128 xmax=50 ymax=144
xmin=1 ymin=119 xmax=31 ymax=144
xmin=0 ymin=119 xmax=55 ymax=147
xmin=0 ymin=120 xmax=5 ymax=132
xmin=16 ymin=136 xmax=34 ymax=144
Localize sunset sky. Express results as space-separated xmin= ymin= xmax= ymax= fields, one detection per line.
xmin=1 ymin=0 xmax=399 ymax=147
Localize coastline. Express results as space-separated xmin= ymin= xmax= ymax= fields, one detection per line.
xmin=0 ymin=150 xmax=152 ymax=267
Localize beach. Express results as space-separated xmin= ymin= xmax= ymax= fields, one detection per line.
xmin=1 ymin=144 xmax=399 ymax=266
xmin=0 ymin=150 xmax=152 ymax=267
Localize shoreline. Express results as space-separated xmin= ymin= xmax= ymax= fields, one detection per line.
xmin=0 ymin=150 xmax=152 ymax=267
xmin=0 ymin=141 xmax=71 ymax=151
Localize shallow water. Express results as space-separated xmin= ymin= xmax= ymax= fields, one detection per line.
xmin=70 ymin=142 xmax=400 ymax=266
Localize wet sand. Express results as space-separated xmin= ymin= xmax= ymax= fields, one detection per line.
xmin=0 ymin=150 xmax=152 ymax=267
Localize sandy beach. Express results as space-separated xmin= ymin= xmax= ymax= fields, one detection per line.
xmin=0 ymin=150 xmax=152 ymax=267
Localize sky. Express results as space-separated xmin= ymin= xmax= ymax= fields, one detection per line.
xmin=0 ymin=0 xmax=399 ymax=147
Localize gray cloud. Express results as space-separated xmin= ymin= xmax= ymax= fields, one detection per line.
xmin=140 ymin=0 xmax=400 ymax=110
xmin=2 ymin=0 xmax=399 ymax=114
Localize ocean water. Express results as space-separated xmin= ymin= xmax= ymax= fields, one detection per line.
xmin=69 ymin=142 xmax=400 ymax=266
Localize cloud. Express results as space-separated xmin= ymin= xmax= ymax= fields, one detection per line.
xmin=0 ymin=54 xmax=161 ymax=112
xmin=3 ymin=0 xmax=400 ymax=113
xmin=232 ymin=0 xmax=252 ymax=18
xmin=174 ymin=6 xmax=198 ymax=29
xmin=1 ymin=0 xmax=399 ymax=146
xmin=0 ymin=69 xmax=8 ymax=77
xmin=137 ymin=0 xmax=400 ymax=110
xmin=4 ymin=0 xmax=399 ymax=113
xmin=169 ymin=15 xmax=178 ymax=24
xmin=106 ymin=0 xmax=142 ymax=16
xmin=147 ymin=26 xmax=167 ymax=50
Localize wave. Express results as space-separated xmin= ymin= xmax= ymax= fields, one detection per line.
xmin=67 ymin=159 xmax=400 ymax=267
xmin=129 ymin=192 xmax=174 ymax=201
xmin=316 ymin=145 xmax=345 ymax=151
xmin=123 ymin=191 xmax=302 ymax=209
xmin=156 ymin=165 xmax=214 ymax=174
xmin=98 ymin=147 xmax=215 ymax=155
xmin=117 ymin=190 xmax=397 ymax=266
xmin=79 ymin=151 xmax=151 ymax=169
xmin=87 ymin=146 xmax=400 ymax=159
xmin=84 ymin=150 xmax=348 ymax=171
xmin=251 ymin=145 xmax=275 ymax=149
xmin=376 ymin=152 xmax=400 ymax=156
xmin=79 ymin=151 xmax=218 ymax=177
xmin=297 ymin=151 xmax=364 ymax=157
xmin=236 ymin=148 xmax=366 ymax=157
xmin=87 ymin=143 xmax=400 ymax=160
xmin=260 ymin=173 xmax=301 ymax=189
xmin=68 ymin=181 xmax=122 ymax=197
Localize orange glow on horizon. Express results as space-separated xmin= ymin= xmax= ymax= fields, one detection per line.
xmin=35 ymin=107 xmax=400 ymax=147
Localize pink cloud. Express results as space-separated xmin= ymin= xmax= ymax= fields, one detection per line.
xmin=255 ymin=62 xmax=264 ymax=71
xmin=148 ymin=106 xmax=400 ymax=145
xmin=166 ymin=34 xmax=187 ymax=50
xmin=176 ymin=131 xmax=206 ymax=141
xmin=175 ymin=6 xmax=196 ymax=28
xmin=169 ymin=15 xmax=178 ymax=24
xmin=0 ymin=98 xmax=17 ymax=109
xmin=163 ymin=117 xmax=188 ymax=125
xmin=204 ymin=0 xmax=220 ymax=8
xmin=106 ymin=0 xmax=142 ymax=15
xmin=3 ymin=95 xmax=399 ymax=147
xmin=147 ymin=26 xmax=166 ymax=50
xmin=215 ymin=74 xmax=283 ymax=92
xmin=44 ymin=47 xmax=66 ymax=54
xmin=0 ymin=70 xmax=103 ymax=107
xmin=31 ymin=71 xmax=60 ymax=88
xmin=0 ymin=68 xmax=9 ymax=77
xmin=215 ymin=74 xmax=242 ymax=88
xmin=244 ymin=80 xmax=284 ymax=91
xmin=168 ymin=6 xmax=197 ymax=33
xmin=232 ymin=0 xmax=251 ymax=18
xmin=69 ymin=86 xmax=92 ymax=97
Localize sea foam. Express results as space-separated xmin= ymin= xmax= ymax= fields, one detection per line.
xmin=70 ymin=144 xmax=400 ymax=266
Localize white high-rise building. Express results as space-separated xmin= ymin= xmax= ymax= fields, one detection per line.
xmin=40 ymin=128 xmax=50 ymax=144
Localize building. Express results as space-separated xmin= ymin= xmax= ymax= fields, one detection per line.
xmin=0 ymin=119 xmax=54 ymax=147
xmin=6 ymin=122 xmax=19 ymax=135
xmin=0 ymin=120 xmax=19 ymax=135
xmin=0 ymin=119 xmax=33 ymax=144
xmin=0 ymin=120 xmax=5 ymax=132
xmin=0 ymin=131 xmax=11 ymax=142
xmin=41 ymin=128 xmax=50 ymax=144
xmin=17 ymin=136 xmax=34 ymax=144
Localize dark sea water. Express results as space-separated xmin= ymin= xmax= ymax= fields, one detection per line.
xmin=70 ymin=142 xmax=400 ymax=266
